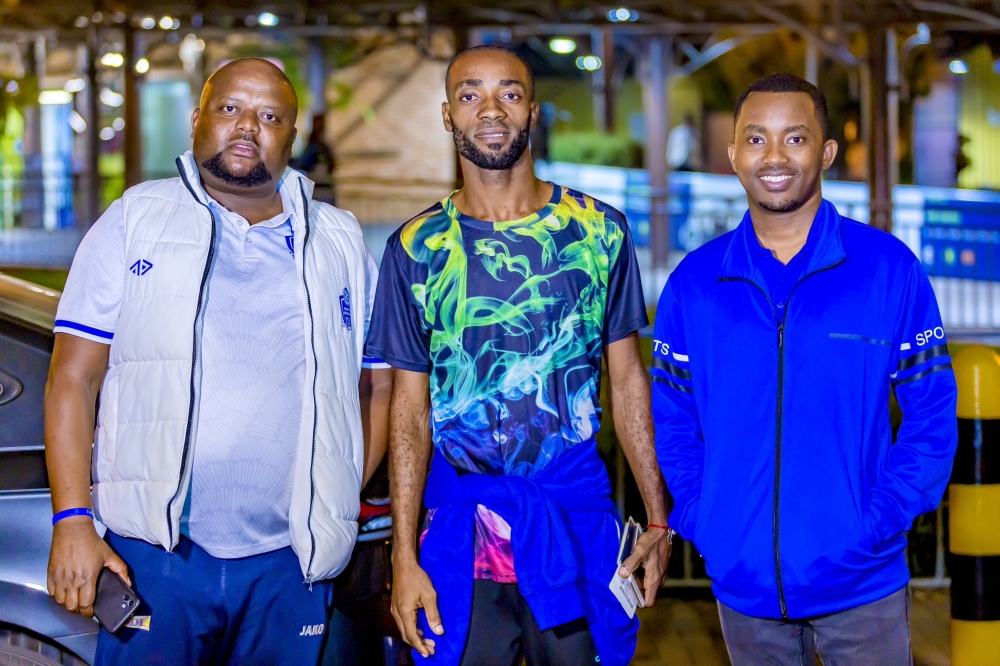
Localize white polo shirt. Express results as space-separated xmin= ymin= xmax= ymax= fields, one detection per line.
xmin=55 ymin=183 xmax=386 ymax=559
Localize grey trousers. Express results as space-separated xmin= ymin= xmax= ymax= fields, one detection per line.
xmin=718 ymin=586 xmax=913 ymax=666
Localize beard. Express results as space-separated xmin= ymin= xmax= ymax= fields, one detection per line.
xmin=452 ymin=119 xmax=531 ymax=171
xmin=754 ymin=167 xmax=803 ymax=213
xmin=758 ymin=197 xmax=804 ymax=213
xmin=201 ymin=149 xmax=272 ymax=188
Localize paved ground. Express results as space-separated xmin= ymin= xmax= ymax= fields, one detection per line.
xmin=632 ymin=588 xmax=951 ymax=666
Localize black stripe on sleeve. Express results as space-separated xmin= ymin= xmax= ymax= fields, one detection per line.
xmin=898 ymin=343 xmax=949 ymax=371
xmin=652 ymin=356 xmax=692 ymax=380
xmin=652 ymin=375 xmax=694 ymax=394
xmin=893 ymin=362 xmax=952 ymax=386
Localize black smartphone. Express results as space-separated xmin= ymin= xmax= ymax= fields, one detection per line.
xmin=93 ymin=568 xmax=142 ymax=633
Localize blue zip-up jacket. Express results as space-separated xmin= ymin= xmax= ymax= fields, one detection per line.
xmin=652 ymin=200 xmax=958 ymax=619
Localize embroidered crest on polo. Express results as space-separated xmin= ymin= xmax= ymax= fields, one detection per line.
xmin=129 ymin=259 xmax=153 ymax=276
xmin=340 ymin=288 xmax=352 ymax=331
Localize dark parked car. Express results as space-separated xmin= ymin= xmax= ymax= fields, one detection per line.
xmin=0 ymin=272 xmax=98 ymax=665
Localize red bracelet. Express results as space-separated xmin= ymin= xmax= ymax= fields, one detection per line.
xmin=646 ymin=523 xmax=671 ymax=531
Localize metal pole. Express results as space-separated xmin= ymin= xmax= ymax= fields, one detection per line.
xmin=123 ymin=26 xmax=143 ymax=187
xmin=865 ymin=25 xmax=892 ymax=232
xmin=83 ymin=26 xmax=101 ymax=227
xmin=643 ymin=35 xmax=671 ymax=298
xmin=805 ymin=39 xmax=818 ymax=85
xmin=886 ymin=28 xmax=900 ymax=193
xmin=591 ymin=29 xmax=615 ymax=133
xmin=20 ymin=38 xmax=45 ymax=229
xmin=79 ymin=34 xmax=100 ymax=226
xmin=307 ymin=36 xmax=327 ymax=117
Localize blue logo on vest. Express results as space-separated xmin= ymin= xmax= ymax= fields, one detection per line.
xmin=129 ymin=259 xmax=153 ymax=276
xmin=340 ymin=288 xmax=352 ymax=331
xmin=285 ymin=235 xmax=294 ymax=256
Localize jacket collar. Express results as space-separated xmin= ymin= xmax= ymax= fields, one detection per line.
xmin=174 ymin=150 xmax=316 ymax=220
xmin=717 ymin=198 xmax=846 ymax=282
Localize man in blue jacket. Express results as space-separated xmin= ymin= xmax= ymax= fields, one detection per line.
xmin=653 ymin=73 xmax=958 ymax=665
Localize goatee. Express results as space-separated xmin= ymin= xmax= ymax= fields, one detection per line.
xmin=758 ymin=198 xmax=804 ymax=213
xmin=452 ymin=121 xmax=531 ymax=171
xmin=201 ymin=151 xmax=272 ymax=188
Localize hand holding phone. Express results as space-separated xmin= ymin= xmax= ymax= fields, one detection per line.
xmin=93 ymin=568 xmax=142 ymax=633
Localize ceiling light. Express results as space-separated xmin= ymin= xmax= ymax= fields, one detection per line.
xmin=74 ymin=15 xmax=89 ymax=28
xmin=99 ymin=127 xmax=116 ymax=141
xmin=549 ymin=38 xmax=576 ymax=54
xmin=576 ymin=55 xmax=602 ymax=71
xmin=135 ymin=58 xmax=150 ymax=74
xmin=140 ymin=17 xmax=155 ymax=29
xmin=69 ymin=111 xmax=87 ymax=133
xmin=5 ymin=80 xmax=18 ymax=94
xmin=39 ymin=90 xmax=73 ymax=105
xmin=112 ymin=117 xmax=125 ymax=131
xmin=100 ymin=52 xmax=124 ymax=68
xmin=159 ymin=16 xmax=174 ymax=30
xmin=100 ymin=88 xmax=124 ymax=107
xmin=950 ymin=60 xmax=969 ymax=74
xmin=608 ymin=7 xmax=638 ymax=22
xmin=64 ymin=77 xmax=86 ymax=92
xmin=258 ymin=12 xmax=279 ymax=26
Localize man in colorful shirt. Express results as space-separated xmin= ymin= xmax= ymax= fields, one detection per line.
xmin=365 ymin=45 xmax=672 ymax=666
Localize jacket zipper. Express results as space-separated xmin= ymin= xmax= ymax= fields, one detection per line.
xmin=774 ymin=320 xmax=787 ymax=618
xmin=721 ymin=257 xmax=843 ymax=619
xmin=298 ymin=180 xmax=319 ymax=585
xmin=166 ymin=159 xmax=218 ymax=550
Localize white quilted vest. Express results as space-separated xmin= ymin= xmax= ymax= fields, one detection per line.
xmin=91 ymin=151 xmax=369 ymax=582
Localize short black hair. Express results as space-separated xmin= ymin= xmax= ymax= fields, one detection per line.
xmin=445 ymin=44 xmax=535 ymax=100
xmin=734 ymin=73 xmax=829 ymax=140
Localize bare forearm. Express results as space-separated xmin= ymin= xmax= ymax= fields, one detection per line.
xmin=612 ymin=365 xmax=668 ymax=524
xmin=45 ymin=336 xmax=111 ymax=514
xmin=389 ymin=389 xmax=432 ymax=565
xmin=45 ymin=376 xmax=100 ymax=513
xmin=361 ymin=368 xmax=393 ymax=487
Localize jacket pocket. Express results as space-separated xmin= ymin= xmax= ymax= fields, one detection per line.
xmin=96 ymin=369 xmax=120 ymax=465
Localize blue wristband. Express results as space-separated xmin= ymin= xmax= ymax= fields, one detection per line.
xmin=52 ymin=508 xmax=94 ymax=526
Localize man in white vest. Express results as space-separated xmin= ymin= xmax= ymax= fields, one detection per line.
xmin=43 ymin=58 xmax=391 ymax=665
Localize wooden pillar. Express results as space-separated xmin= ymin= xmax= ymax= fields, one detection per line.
xmin=123 ymin=27 xmax=143 ymax=187
xmin=643 ymin=35 xmax=671 ymax=297
xmin=866 ymin=25 xmax=892 ymax=232
xmin=592 ymin=29 xmax=615 ymax=133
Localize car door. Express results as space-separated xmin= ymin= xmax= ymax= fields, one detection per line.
xmin=0 ymin=273 xmax=98 ymax=665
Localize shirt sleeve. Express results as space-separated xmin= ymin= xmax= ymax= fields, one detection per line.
xmin=363 ymin=237 xmax=431 ymax=373
xmin=53 ymin=200 xmax=126 ymax=344
xmin=361 ymin=244 xmax=390 ymax=370
xmin=867 ymin=260 xmax=958 ymax=547
xmin=603 ymin=209 xmax=649 ymax=345
xmin=650 ymin=276 xmax=704 ymax=542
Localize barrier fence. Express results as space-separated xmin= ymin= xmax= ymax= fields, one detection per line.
xmin=0 ymin=164 xmax=986 ymax=589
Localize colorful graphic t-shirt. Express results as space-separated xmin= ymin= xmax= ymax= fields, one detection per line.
xmin=368 ymin=184 xmax=647 ymax=581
